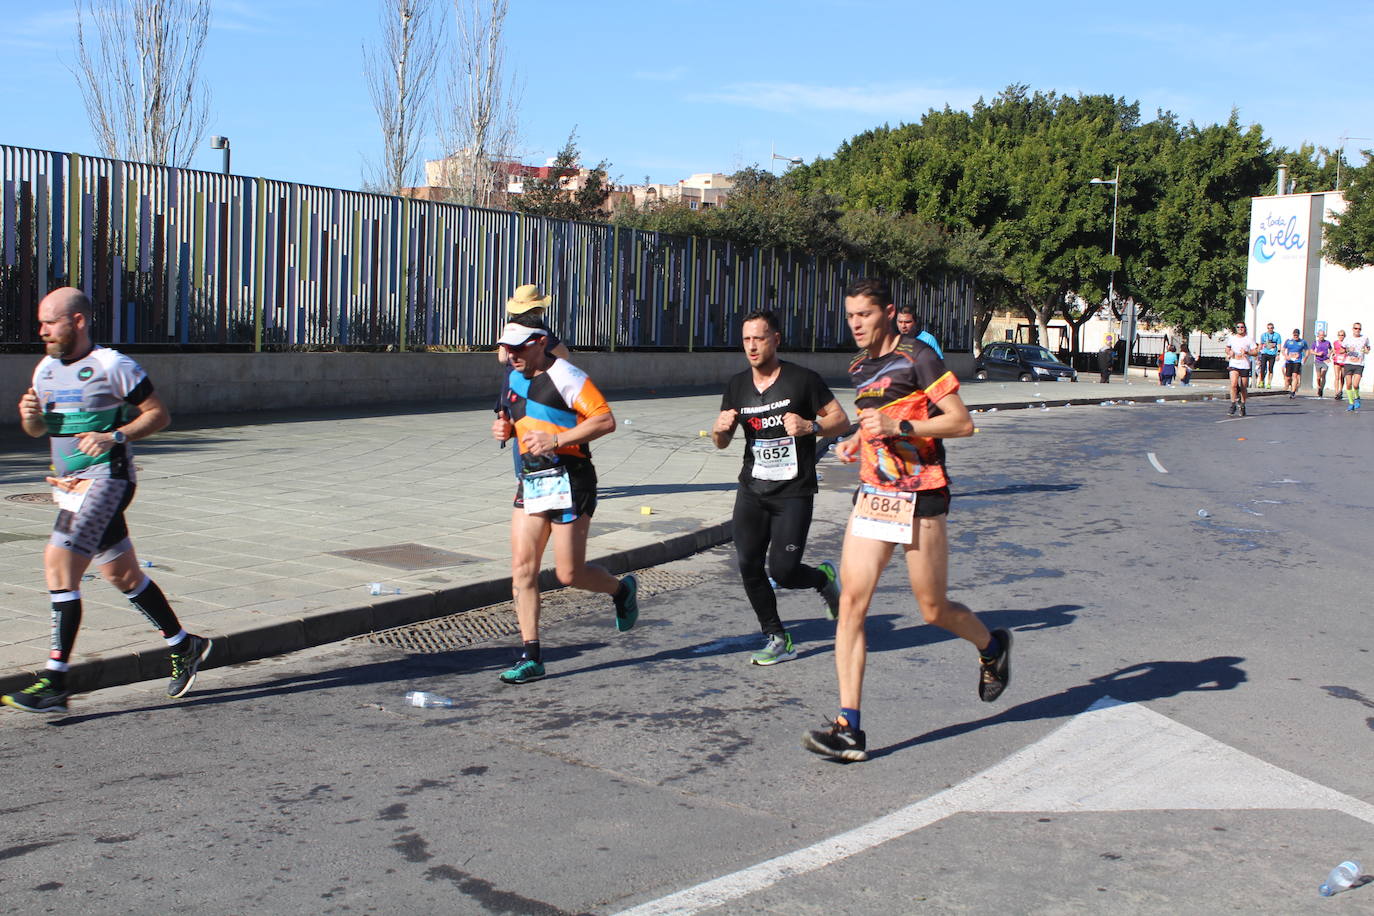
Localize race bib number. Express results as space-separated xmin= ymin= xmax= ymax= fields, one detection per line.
xmin=52 ymin=478 xmax=91 ymax=513
xmin=851 ymin=484 xmax=916 ymax=544
xmin=522 ymin=467 xmax=572 ymax=514
xmin=751 ymin=436 xmax=798 ymax=481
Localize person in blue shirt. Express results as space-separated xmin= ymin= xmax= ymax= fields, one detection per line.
xmin=1258 ymin=323 xmax=1282 ymax=389
xmin=1281 ymin=329 xmax=1309 ymax=399
xmin=1159 ymin=342 xmax=1178 ymax=385
xmin=895 ymin=306 xmax=945 ymax=357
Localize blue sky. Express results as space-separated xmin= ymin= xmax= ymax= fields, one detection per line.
xmin=3 ymin=0 xmax=1371 ymax=192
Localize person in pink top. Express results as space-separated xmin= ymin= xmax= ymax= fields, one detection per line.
xmin=1332 ymin=329 xmax=1348 ymax=399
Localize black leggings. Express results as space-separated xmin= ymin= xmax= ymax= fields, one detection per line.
xmin=732 ymin=489 xmax=827 ymax=635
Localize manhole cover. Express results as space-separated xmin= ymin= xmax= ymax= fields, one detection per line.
xmin=5 ymin=493 xmax=52 ymax=505
xmin=329 ymin=542 xmax=480 ymax=570
xmin=355 ymin=567 xmax=712 ymax=653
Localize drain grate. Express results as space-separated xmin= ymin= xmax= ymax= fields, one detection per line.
xmin=355 ymin=567 xmax=712 ymax=654
xmin=6 ymin=493 xmax=52 ymax=505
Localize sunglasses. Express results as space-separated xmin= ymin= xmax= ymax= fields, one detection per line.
xmin=500 ymin=338 xmax=543 ymax=351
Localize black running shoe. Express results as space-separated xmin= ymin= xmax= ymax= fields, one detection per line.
xmin=2 ymin=676 xmax=70 ymax=714
xmin=168 ymin=635 xmax=212 ymax=698
xmin=978 ymin=628 xmax=1013 ymax=702
xmin=1228 ymin=401 xmax=1237 ymax=416
xmin=802 ymin=719 xmax=868 ymax=762
xmin=614 ymin=574 xmax=639 ymax=632
xmin=1240 ymin=403 xmax=1247 ymax=417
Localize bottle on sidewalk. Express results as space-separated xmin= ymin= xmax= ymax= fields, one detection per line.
xmin=368 ymin=582 xmax=401 ymax=596
xmin=1318 ymin=860 xmax=1361 ymax=896
xmin=405 ymin=691 xmax=456 ymax=708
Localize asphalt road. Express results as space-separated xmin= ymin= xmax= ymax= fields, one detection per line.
xmin=2 ymin=395 xmax=1371 ymax=915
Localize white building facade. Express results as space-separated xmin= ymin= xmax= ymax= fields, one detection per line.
xmin=1247 ymin=190 xmax=1373 ymax=384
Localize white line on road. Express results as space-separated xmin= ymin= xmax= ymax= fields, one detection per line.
xmin=1146 ymin=452 xmax=1168 ymax=473
xmin=609 ymin=697 xmax=1374 ymax=916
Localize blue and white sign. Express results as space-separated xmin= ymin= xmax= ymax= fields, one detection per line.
xmin=1251 ymin=211 xmax=1306 ymax=263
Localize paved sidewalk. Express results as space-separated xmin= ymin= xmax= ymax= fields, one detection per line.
xmin=0 ymin=371 xmax=1256 ymax=698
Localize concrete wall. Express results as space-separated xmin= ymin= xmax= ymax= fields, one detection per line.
xmin=0 ymin=349 xmax=974 ymax=421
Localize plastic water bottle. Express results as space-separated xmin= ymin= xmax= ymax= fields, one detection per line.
xmin=1319 ymin=860 xmax=1360 ymax=896
xmin=368 ymin=582 xmax=401 ymax=596
xmin=140 ymin=559 xmax=155 ymax=568
xmin=405 ymin=691 xmax=456 ymax=708
xmin=1196 ymin=509 xmax=1210 ymax=518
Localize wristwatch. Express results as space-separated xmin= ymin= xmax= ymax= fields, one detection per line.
xmin=111 ymin=429 xmax=127 ymax=445
xmin=810 ymin=420 xmax=821 ymax=436
xmin=898 ymin=420 xmax=915 ymax=437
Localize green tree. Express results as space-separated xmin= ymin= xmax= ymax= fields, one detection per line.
xmin=1324 ymin=151 xmax=1374 ymax=269
xmin=513 ymin=131 xmax=611 ymax=221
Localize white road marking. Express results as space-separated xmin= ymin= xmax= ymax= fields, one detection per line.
xmin=610 ymin=698 xmax=1374 ymax=916
xmin=1146 ymin=452 xmax=1168 ymax=473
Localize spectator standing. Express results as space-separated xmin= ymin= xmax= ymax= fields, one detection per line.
xmin=1159 ymin=342 xmax=1178 ymax=386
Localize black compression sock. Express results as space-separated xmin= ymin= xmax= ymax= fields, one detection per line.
xmin=521 ymin=640 xmax=541 ymax=664
xmin=979 ymin=633 xmax=1003 ymax=660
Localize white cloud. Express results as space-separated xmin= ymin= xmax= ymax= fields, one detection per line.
xmin=634 ymin=66 xmax=688 ymax=82
xmin=0 ymin=9 xmax=77 ymax=52
xmin=687 ymin=81 xmax=986 ymax=117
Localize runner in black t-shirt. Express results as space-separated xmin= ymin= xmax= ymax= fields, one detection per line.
xmin=714 ymin=311 xmax=850 ymax=665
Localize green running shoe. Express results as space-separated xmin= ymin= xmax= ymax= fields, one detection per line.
xmin=614 ymin=574 xmax=639 ymax=632
xmin=750 ymin=632 xmax=796 ymax=666
xmin=817 ymin=561 xmax=840 ymax=620
xmin=499 ymin=658 xmax=546 ymax=684
xmin=2 ymin=676 xmax=70 ymax=714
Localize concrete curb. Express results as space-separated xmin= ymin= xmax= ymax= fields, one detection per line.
xmin=0 ymin=519 xmax=735 ymax=701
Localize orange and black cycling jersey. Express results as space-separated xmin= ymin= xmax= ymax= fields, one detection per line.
xmin=848 ymin=335 xmax=959 ymax=492
xmin=501 ymin=358 xmax=611 ymax=471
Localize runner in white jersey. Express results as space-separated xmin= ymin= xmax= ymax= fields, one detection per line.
xmin=2 ymin=288 xmax=212 ymax=715
xmin=1224 ymin=321 xmax=1257 ymax=417
xmin=1342 ymin=321 xmax=1369 ymax=410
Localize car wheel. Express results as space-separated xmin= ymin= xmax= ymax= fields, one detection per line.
xmin=1019 ymin=372 xmax=1034 ymax=382
xmin=975 ymin=369 xmax=988 ymax=380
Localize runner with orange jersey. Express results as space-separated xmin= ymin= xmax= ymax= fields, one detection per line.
xmin=802 ymin=278 xmax=1012 ymax=762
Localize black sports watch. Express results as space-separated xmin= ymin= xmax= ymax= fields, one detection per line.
xmin=810 ymin=420 xmax=821 ymax=436
xmin=111 ymin=429 xmax=127 ymax=445
xmin=898 ymin=420 xmax=915 ymax=437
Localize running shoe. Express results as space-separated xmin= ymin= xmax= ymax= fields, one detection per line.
xmin=614 ymin=574 xmax=639 ymax=632
xmin=1228 ymin=401 xmax=1237 ymax=416
xmin=1239 ymin=404 xmax=1247 ymax=417
xmin=817 ymin=561 xmax=841 ymax=620
xmin=750 ymin=632 xmax=796 ymax=666
xmin=1356 ymin=399 xmax=1363 ymax=410
xmin=2 ymin=676 xmax=70 ymax=714
xmin=802 ymin=719 xmax=868 ymax=762
xmin=498 ymin=658 xmax=546 ymax=684
xmin=167 ymin=634 xmax=213 ymax=698
xmin=1348 ymin=403 xmax=1357 ymax=411
xmin=978 ymin=628 xmax=1013 ymax=702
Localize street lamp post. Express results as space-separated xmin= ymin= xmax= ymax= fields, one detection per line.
xmin=210 ymin=135 xmax=231 ymax=175
xmin=1090 ymin=165 xmax=1123 ymax=374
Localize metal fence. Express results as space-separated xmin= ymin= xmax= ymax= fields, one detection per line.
xmin=1 ymin=144 xmax=974 ymax=351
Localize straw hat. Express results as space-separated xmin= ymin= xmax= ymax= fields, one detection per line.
xmin=506 ymin=284 xmax=552 ymax=314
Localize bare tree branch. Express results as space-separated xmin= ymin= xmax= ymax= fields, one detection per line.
xmin=434 ymin=0 xmax=520 ymax=207
xmin=364 ymin=0 xmax=440 ymax=194
xmin=72 ymin=0 xmax=211 ymax=168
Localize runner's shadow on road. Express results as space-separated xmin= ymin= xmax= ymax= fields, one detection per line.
xmin=861 ymin=604 xmax=1083 ymax=656
xmin=47 ymin=641 xmax=611 ymax=726
xmin=867 ymin=655 xmax=1248 ymax=761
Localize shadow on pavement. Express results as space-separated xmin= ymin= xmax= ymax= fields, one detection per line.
xmin=868 ymin=655 xmax=1248 ymax=760
xmin=45 ymin=640 xmax=610 ymax=726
